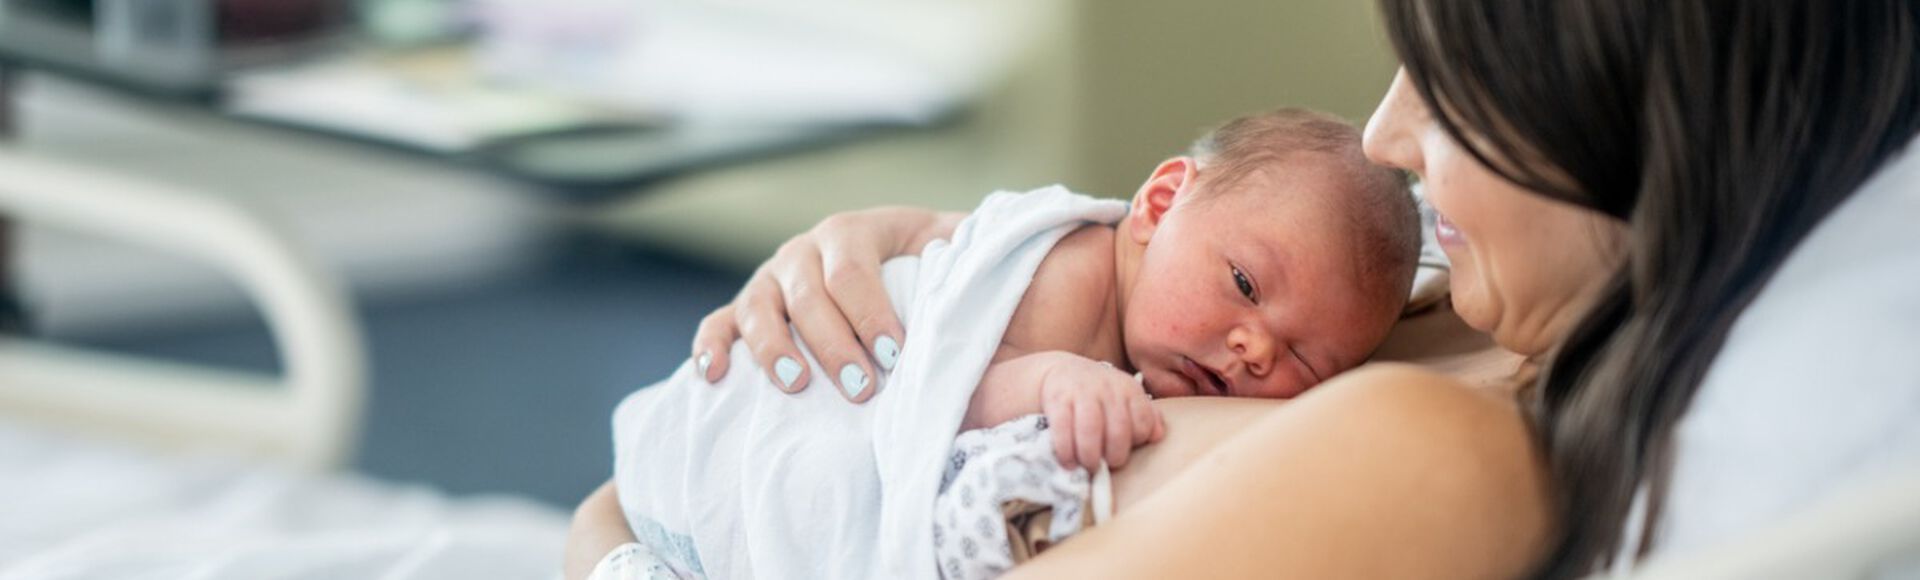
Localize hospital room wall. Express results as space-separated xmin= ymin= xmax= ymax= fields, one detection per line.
xmin=590 ymin=0 xmax=1399 ymax=269
xmin=1065 ymin=0 xmax=1400 ymax=196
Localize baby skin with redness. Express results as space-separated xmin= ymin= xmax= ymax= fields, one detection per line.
xmin=961 ymin=109 xmax=1422 ymax=471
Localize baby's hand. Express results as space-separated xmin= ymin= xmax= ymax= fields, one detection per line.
xmin=1040 ymin=360 xmax=1166 ymax=470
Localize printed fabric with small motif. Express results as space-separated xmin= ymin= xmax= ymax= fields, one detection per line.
xmin=933 ymin=414 xmax=1101 ymax=580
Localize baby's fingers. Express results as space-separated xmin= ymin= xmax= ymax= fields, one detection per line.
xmin=1150 ymin=408 xmax=1167 ymax=443
xmin=1127 ymin=396 xmax=1162 ymax=446
xmin=1104 ymin=399 xmax=1134 ymax=469
xmin=1074 ymin=397 xmax=1106 ymax=471
xmin=1047 ymin=399 xmax=1078 ymax=469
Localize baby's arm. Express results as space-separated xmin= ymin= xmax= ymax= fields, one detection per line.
xmin=964 ymin=351 xmax=1074 ymax=430
xmin=966 ymin=351 xmax=1166 ymax=469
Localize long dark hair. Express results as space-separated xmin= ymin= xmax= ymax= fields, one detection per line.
xmin=1376 ymin=1 xmax=1920 ymax=576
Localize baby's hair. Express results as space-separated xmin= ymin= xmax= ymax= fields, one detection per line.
xmin=1189 ymin=108 xmax=1424 ymax=314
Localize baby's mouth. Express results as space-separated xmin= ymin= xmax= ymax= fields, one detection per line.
xmin=1180 ymin=357 xmax=1229 ymax=396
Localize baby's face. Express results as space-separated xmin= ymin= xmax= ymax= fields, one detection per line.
xmin=1123 ymin=173 xmax=1400 ymax=400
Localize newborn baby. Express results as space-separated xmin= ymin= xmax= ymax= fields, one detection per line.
xmin=930 ymin=109 xmax=1419 ymax=578
xmin=962 ymin=108 xmax=1420 ymax=470
xmin=603 ymin=109 xmax=1419 ymax=580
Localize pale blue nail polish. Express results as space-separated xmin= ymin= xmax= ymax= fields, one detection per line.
xmin=696 ymin=352 xmax=712 ymax=379
xmin=839 ymin=364 xmax=869 ymax=399
xmin=873 ymin=335 xmax=900 ymax=370
xmin=775 ymin=357 xmax=803 ymax=388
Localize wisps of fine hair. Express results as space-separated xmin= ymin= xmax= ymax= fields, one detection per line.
xmin=1189 ymin=108 xmax=1424 ymax=314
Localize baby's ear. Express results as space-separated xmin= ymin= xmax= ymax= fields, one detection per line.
xmin=1127 ymin=157 xmax=1198 ymax=244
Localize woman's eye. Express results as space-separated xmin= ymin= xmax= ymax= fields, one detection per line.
xmin=1231 ymin=266 xmax=1256 ymax=301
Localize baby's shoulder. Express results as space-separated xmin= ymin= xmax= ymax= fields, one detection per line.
xmin=1036 ymin=225 xmax=1116 ymax=283
xmin=1001 ymin=225 xmax=1118 ymax=355
xmin=1028 ymin=225 xmax=1117 ymax=309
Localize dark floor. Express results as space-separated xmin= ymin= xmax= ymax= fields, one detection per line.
xmin=61 ymin=237 xmax=746 ymax=508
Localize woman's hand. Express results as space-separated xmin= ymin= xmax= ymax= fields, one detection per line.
xmin=691 ymin=207 xmax=965 ymax=402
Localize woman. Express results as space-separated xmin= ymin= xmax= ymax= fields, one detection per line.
xmin=571 ymin=1 xmax=1920 ymax=577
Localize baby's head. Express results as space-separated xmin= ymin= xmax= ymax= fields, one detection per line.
xmin=1116 ymin=108 xmax=1420 ymax=400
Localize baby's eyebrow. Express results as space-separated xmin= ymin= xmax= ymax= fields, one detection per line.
xmin=1250 ymin=241 xmax=1292 ymax=295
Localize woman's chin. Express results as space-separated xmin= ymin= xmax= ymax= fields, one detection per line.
xmin=1448 ymin=285 xmax=1501 ymax=337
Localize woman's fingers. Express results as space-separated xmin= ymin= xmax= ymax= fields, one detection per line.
xmin=821 ymin=255 xmax=907 ymax=373
xmin=736 ymin=271 xmax=810 ymax=393
xmin=691 ymin=306 xmax=739 ymax=382
xmin=784 ymin=275 xmax=879 ymax=403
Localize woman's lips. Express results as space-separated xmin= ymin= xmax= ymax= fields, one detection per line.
xmin=1435 ymin=212 xmax=1466 ymax=248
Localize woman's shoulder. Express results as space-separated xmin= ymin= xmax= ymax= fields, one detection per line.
xmin=1256 ymin=364 xmax=1553 ymax=570
xmin=1304 ymin=364 xmax=1541 ymax=479
xmin=1311 ymin=362 xmax=1526 ymax=429
xmin=1011 ymin=363 xmax=1554 ymax=578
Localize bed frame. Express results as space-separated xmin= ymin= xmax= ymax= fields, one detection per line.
xmin=0 ymin=150 xmax=364 ymax=470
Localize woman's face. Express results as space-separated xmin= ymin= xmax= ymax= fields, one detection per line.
xmin=1362 ymin=69 xmax=1625 ymax=355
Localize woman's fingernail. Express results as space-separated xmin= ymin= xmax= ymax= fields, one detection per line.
xmin=839 ymin=364 xmax=869 ymax=399
xmin=873 ymin=335 xmax=900 ymax=370
xmin=696 ymin=352 xmax=712 ymax=379
xmin=775 ymin=357 xmax=803 ymax=388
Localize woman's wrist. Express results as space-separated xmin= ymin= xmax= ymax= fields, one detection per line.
xmin=565 ymin=482 xmax=640 ymax=580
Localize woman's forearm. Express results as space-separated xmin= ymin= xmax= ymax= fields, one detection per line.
xmin=844 ymin=206 xmax=965 ymax=257
xmin=564 ymin=481 xmax=637 ymax=580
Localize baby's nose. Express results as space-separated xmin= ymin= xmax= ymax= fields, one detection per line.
xmin=1228 ymin=327 xmax=1277 ymax=375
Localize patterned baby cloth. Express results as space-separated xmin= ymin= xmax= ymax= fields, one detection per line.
xmin=933 ymin=414 xmax=1113 ymax=580
xmin=586 ymin=542 xmax=685 ymax=580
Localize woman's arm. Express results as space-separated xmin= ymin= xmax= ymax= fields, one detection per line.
xmin=1009 ymin=364 xmax=1554 ymax=579
xmin=691 ymin=207 xmax=965 ymax=402
xmin=564 ymin=480 xmax=638 ymax=580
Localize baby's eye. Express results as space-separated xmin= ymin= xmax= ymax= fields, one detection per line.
xmin=1231 ymin=265 xmax=1256 ymax=302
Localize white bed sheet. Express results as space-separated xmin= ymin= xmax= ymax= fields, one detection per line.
xmin=0 ymin=421 xmax=568 ymax=580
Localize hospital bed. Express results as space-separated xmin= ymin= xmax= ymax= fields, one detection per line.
xmin=1620 ymin=469 xmax=1920 ymax=579
xmin=0 ymin=151 xmax=566 ymax=578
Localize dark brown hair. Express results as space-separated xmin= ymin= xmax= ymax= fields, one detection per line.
xmin=1377 ymin=1 xmax=1920 ymax=576
xmin=1190 ymin=108 xmax=1424 ymax=311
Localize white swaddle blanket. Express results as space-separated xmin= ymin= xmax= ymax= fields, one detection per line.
xmin=611 ymin=187 xmax=1127 ymax=579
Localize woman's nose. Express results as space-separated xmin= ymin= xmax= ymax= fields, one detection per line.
xmin=1228 ymin=326 xmax=1276 ymax=377
xmin=1363 ymin=69 xmax=1425 ymax=174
